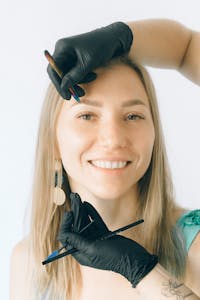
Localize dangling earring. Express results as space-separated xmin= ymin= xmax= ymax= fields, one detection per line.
xmin=54 ymin=159 xmax=66 ymax=205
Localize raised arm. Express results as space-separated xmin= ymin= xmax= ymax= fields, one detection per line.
xmin=47 ymin=18 xmax=199 ymax=100
xmin=127 ymin=19 xmax=200 ymax=84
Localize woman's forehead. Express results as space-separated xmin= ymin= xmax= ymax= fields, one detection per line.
xmin=74 ymin=63 xmax=149 ymax=106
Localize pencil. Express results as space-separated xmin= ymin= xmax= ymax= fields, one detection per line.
xmin=100 ymin=219 xmax=144 ymax=240
xmin=42 ymin=218 xmax=144 ymax=265
xmin=44 ymin=50 xmax=80 ymax=102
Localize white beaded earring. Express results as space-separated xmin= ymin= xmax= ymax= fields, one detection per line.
xmin=54 ymin=159 xmax=66 ymax=206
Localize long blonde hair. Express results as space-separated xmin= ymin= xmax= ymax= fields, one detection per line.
xmin=28 ymin=57 xmax=187 ymax=299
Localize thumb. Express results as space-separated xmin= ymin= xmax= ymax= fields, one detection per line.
xmin=65 ymin=232 xmax=91 ymax=254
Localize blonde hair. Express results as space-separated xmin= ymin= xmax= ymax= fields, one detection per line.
xmin=28 ymin=57 xmax=187 ymax=299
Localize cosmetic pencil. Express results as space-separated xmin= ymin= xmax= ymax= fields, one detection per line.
xmin=44 ymin=50 xmax=80 ymax=102
xmin=100 ymin=219 xmax=144 ymax=240
xmin=42 ymin=218 xmax=144 ymax=265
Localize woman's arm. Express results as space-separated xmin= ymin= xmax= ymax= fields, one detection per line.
xmin=127 ymin=19 xmax=200 ymax=84
xmin=136 ymin=263 xmax=200 ymax=299
xmin=136 ymin=232 xmax=200 ymax=298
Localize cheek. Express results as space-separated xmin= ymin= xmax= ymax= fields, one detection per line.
xmin=56 ymin=122 xmax=92 ymax=166
xmin=142 ymin=129 xmax=155 ymax=168
xmin=135 ymin=124 xmax=155 ymax=163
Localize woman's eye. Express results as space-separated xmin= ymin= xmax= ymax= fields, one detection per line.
xmin=77 ymin=113 xmax=94 ymax=120
xmin=126 ymin=114 xmax=144 ymax=121
xmin=76 ymin=113 xmax=144 ymax=121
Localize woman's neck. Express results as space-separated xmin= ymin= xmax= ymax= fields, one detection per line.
xmin=70 ymin=185 xmax=139 ymax=234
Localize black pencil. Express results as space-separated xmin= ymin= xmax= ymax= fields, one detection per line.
xmin=100 ymin=219 xmax=144 ymax=240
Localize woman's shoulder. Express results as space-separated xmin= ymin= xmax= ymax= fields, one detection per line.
xmin=11 ymin=237 xmax=30 ymax=256
xmin=10 ymin=237 xmax=32 ymax=269
xmin=10 ymin=237 xmax=33 ymax=300
xmin=173 ymin=207 xmax=189 ymax=224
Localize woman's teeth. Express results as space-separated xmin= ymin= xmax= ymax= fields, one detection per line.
xmin=90 ymin=160 xmax=129 ymax=169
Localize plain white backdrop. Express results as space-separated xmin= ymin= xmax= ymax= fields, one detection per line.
xmin=1 ymin=0 xmax=200 ymax=298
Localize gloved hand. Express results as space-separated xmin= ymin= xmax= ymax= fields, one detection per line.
xmin=47 ymin=22 xmax=133 ymax=100
xmin=57 ymin=192 xmax=111 ymax=246
xmin=60 ymin=195 xmax=158 ymax=288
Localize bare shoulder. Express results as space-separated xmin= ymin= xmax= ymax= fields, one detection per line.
xmin=11 ymin=238 xmax=29 ymax=260
xmin=10 ymin=237 xmax=33 ymax=300
xmin=173 ymin=206 xmax=188 ymax=222
xmin=184 ymin=230 xmax=200 ymax=296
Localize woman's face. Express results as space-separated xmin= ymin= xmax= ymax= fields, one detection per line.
xmin=56 ymin=63 xmax=155 ymax=200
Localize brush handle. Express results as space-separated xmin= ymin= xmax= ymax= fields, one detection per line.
xmin=42 ymin=218 xmax=144 ymax=265
xmin=100 ymin=219 xmax=144 ymax=240
xmin=42 ymin=247 xmax=77 ymax=265
xmin=44 ymin=50 xmax=80 ymax=102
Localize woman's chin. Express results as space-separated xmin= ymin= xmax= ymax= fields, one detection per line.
xmin=88 ymin=186 xmax=131 ymax=201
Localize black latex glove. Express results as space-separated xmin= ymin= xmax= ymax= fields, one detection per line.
xmin=64 ymin=231 xmax=158 ymax=288
xmin=57 ymin=193 xmax=110 ymax=246
xmin=47 ymin=22 xmax=133 ymax=99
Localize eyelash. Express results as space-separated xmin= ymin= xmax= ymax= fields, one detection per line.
xmin=77 ymin=113 xmax=144 ymax=121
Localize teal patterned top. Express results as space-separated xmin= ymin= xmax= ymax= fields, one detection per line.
xmin=176 ymin=209 xmax=200 ymax=252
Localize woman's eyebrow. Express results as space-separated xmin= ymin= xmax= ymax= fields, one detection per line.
xmin=70 ymin=98 xmax=148 ymax=107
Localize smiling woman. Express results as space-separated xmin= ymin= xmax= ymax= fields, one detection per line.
xmin=9 ymin=55 xmax=200 ymax=299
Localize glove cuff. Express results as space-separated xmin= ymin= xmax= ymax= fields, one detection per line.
xmin=108 ymin=21 xmax=134 ymax=55
xmin=131 ymin=255 xmax=159 ymax=288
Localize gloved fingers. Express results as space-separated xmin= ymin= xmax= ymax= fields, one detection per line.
xmin=79 ymin=72 xmax=97 ymax=84
xmin=48 ymin=48 xmax=77 ymax=100
xmin=64 ymin=231 xmax=93 ymax=255
xmin=83 ymin=201 xmax=110 ymax=233
xmin=47 ymin=64 xmax=71 ymax=100
xmin=70 ymin=193 xmax=91 ymax=231
xmin=53 ymin=45 xmax=77 ymax=73
xmin=61 ymin=62 xmax=90 ymax=91
xmin=47 ymin=65 xmax=62 ymax=93
xmin=57 ymin=211 xmax=74 ymax=244
xmin=69 ymin=72 xmax=97 ymax=99
xmin=60 ymin=211 xmax=74 ymax=230
xmin=60 ymin=48 xmax=96 ymax=90
xmin=73 ymin=85 xmax=85 ymax=97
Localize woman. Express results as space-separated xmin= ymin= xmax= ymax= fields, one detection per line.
xmin=10 ymin=20 xmax=200 ymax=300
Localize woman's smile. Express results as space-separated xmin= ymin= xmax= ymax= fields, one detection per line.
xmin=88 ymin=160 xmax=132 ymax=174
xmin=89 ymin=160 xmax=130 ymax=168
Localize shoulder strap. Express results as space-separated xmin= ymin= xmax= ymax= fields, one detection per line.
xmin=176 ymin=209 xmax=200 ymax=252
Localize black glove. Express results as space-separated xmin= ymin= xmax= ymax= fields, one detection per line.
xmin=60 ymin=194 xmax=158 ymax=288
xmin=47 ymin=22 xmax=133 ymax=99
xmin=57 ymin=192 xmax=111 ymax=246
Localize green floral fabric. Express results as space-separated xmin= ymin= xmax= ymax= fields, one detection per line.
xmin=176 ymin=209 xmax=200 ymax=252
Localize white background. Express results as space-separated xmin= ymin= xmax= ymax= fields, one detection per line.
xmin=0 ymin=0 xmax=200 ymax=298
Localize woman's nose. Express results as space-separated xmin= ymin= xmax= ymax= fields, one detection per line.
xmin=97 ymin=120 xmax=131 ymax=150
